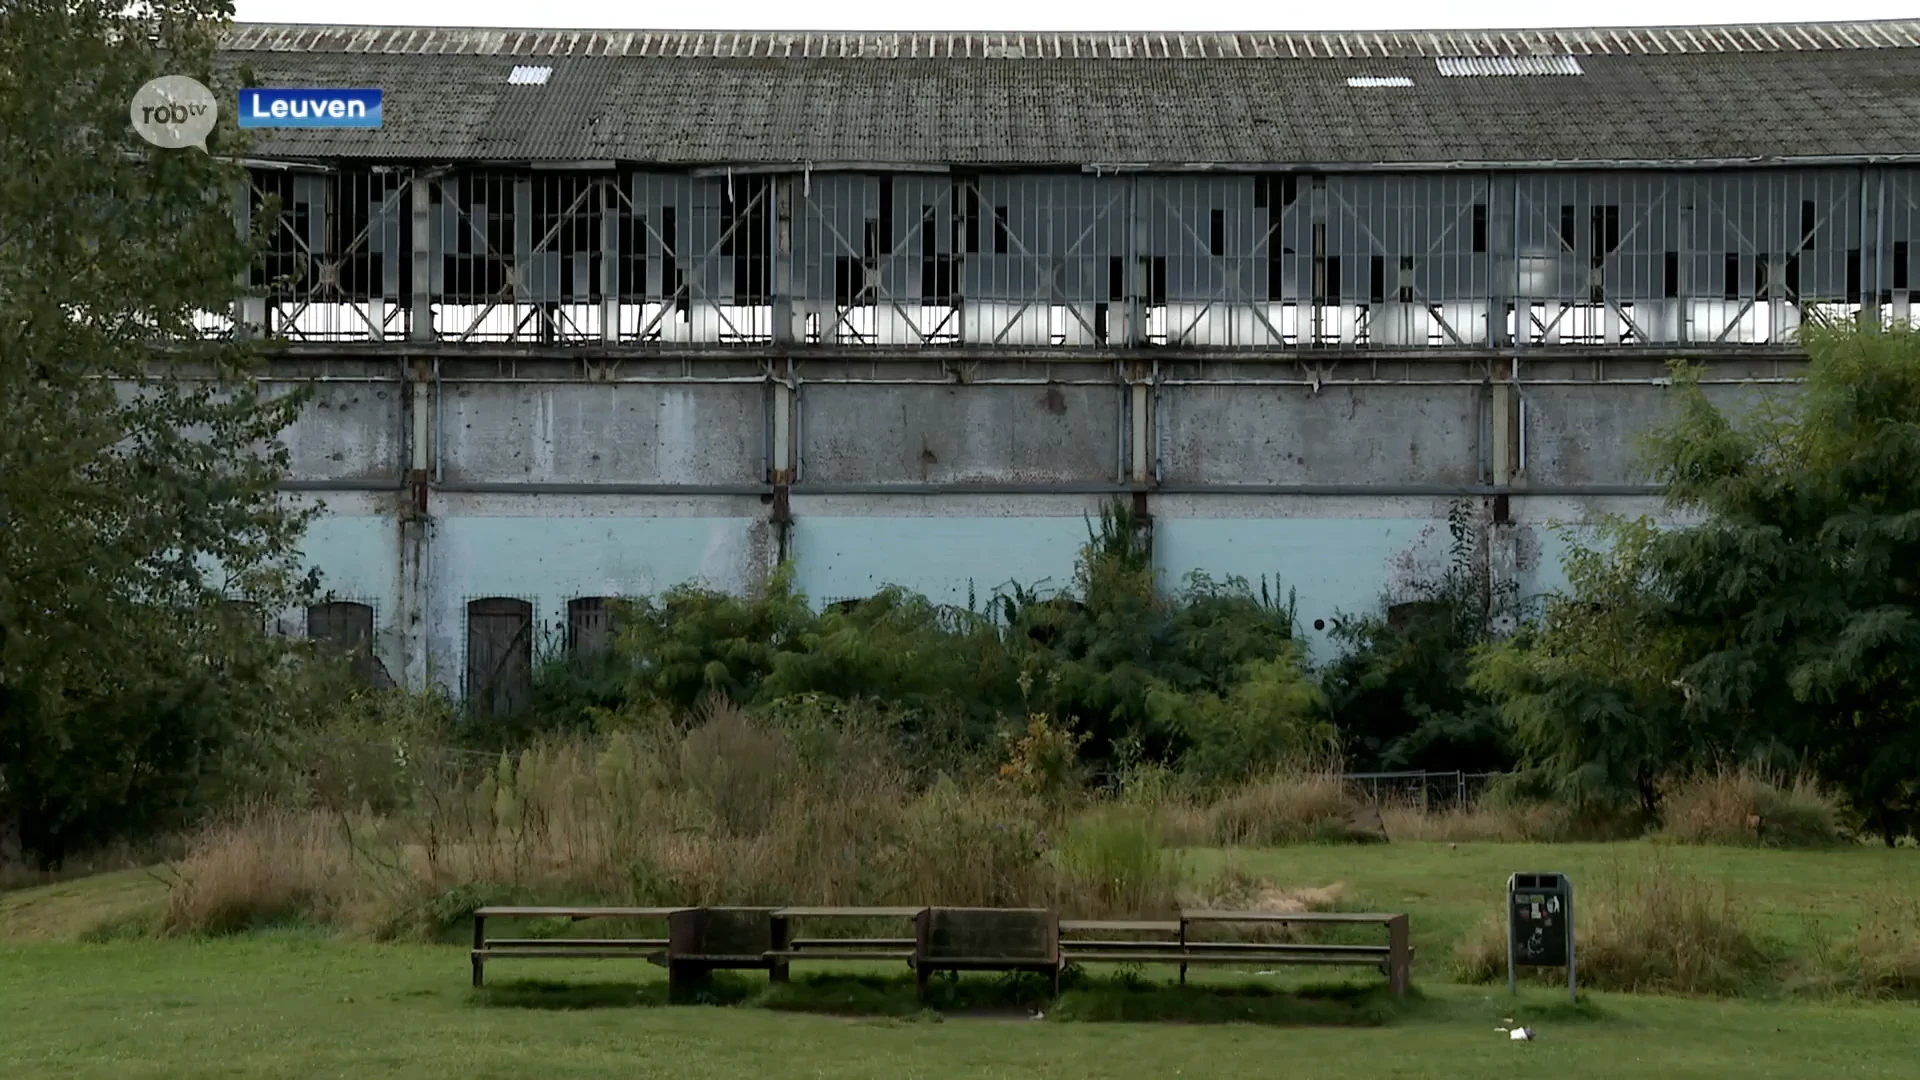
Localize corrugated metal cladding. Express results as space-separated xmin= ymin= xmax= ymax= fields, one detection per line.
xmin=219 ymin=20 xmax=1920 ymax=166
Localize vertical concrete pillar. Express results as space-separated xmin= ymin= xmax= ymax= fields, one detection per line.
xmin=1490 ymin=371 xmax=1515 ymax=489
xmin=398 ymin=358 xmax=433 ymax=691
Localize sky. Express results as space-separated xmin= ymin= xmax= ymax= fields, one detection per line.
xmin=228 ymin=0 xmax=1919 ymax=33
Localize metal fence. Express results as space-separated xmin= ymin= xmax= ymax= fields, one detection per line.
xmin=1343 ymin=770 xmax=1507 ymax=809
xmin=222 ymin=165 xmax=1920 ymax=350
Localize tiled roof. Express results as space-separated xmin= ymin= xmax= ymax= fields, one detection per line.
xmin=219 ymin=20 xmax=1920 ymax=167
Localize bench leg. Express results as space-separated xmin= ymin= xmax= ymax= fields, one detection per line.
xmin=471 ymin=915 xmax=485 ymax=989
xmin=1178 ymin=921 xmax=1188 ymax=987
xmin=769 ymin=916 xmax=790 ymax=984
xmin=1386 ymin=914 xmax=1411 ymax=998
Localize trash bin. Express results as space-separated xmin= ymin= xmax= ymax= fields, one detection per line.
xmin=1507 ymin=872 xmax=1575 ymax=1001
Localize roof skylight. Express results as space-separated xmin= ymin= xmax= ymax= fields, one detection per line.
xmin=1435 ymin=55 xmax=1584 ymax=77
xmin=508 ymin=65 xmax=552 ymax=86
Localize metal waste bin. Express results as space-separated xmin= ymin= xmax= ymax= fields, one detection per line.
xmin=1507 ymin=872 xmax=1575 ymax=1002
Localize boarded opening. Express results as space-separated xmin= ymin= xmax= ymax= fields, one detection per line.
xmin=467 ymin=597 xmax=533 ymax=718
xmin=567 ymin=596 xmax=618 ymax=663
xmin=307 ymin=601 xmax=379 ymax=683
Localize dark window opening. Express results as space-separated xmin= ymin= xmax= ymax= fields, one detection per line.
xmin=1369 ymin=255 xmax=1386 ymax=304
xmin=1558 ymin=205 xmax=1576 ymax=252
xmin=921 ymin=254 xmax=955 ymax=305
xmin=1209 ymin=209 xmax=1225 ymax=256
xmin=877 ymin=177 xmax=894 ymax=249
xmin=1471 ymin=203 xmax=1488 ymax=254
xmin=962 ymin=183 xmax=980 ymax=254
xmin=719 ymin=177 xmax=771 ymax=304
xmin=993 ymin=206 xmax=1010 ymax=255
xmin=1724 ymin=253 xmax=1742 ymax=300
xmin=1589 ymin=205 xmax=1620 ymax=266
xmin=659 ymin=205 xmax=679 ymax=309
xmin=616 ymin=202 xmax=648 ymax=301
xmin=1149 ymin=257 xmax=1168 ymax=305
xmin=1109 ymin=256 xmax=1125 ymax=301
xmin=1324 ymin=255 xmax=1342 ymax=302
xmin=1664 ymin=251 xmax=1680 ymax=299
xmin=439 ymin=174 xmax=513 ymax=304
xmin=331 ymin=170 xmax=405 ymax=300
xmin=835 ymin=256 xmax=867 ymax=307
xmin=1896 ymin=241 xmax=1911 ymax=291
xmin=1784 ymin=254 xmax=1800 ymax=301
xmin=1847 ymin=248 xmax=1863 ymax=303
xmin=1801 ymin=200 xmax=1818 ymax=248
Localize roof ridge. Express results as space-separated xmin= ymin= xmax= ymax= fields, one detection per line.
xmin=221 ymin=19 xmax=1920 ymax=58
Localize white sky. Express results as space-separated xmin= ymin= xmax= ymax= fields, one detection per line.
xmin=228 ymin=0 xmax=1919 ymax=33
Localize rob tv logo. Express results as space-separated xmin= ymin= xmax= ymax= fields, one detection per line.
xmin=239 ymin=88 xmax=383 ymax=129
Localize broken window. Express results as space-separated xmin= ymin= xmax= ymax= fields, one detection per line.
xmin=466 ymin=597 xmax=533 ymax=719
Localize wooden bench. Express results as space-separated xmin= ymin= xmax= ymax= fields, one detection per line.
xmin=766 ymin=906 xmax=926 ymax=982
xmin=1059 ymin=910 xmax=1412 ymax=997
xmin=468 ymin=905 xmax=1413 ymax=1000
xmin=470 ymin=906 xmax=687 ymax=987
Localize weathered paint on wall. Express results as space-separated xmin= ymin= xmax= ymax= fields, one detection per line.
xmin=253 ymin=360 xmax=1801 ymax=694
xmin=788 ymin=494 xmax=1107 ymax=608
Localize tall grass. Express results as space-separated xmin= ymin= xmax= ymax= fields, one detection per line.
xmin=1454 ymin=855 xmax=1773 ymax=996
xmin=1659 ymin=769 xmax=1846 ymax=848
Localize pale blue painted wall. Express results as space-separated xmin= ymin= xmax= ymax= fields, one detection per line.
xmin=1153 ymin=517 xmax=1448 ymax=663
xmin=789 ymin=516 xmax=1092 ymax=610
xmin=425 ymin=513 xmax=766 ymax=694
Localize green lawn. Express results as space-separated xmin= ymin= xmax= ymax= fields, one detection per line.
xmin=3 ymin=841 xmax=1917 ymax=1079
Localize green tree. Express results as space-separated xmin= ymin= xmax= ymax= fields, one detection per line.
xmin=1639 ymin=324 xmax=1920 ymax=844
xmin=1473 ymin=323 xmax=1920 ymax=841
xmin=0 ymin=0 xmax=313 ymax=864
xmin=1469 ymin=518 xmax=1693 ymax=819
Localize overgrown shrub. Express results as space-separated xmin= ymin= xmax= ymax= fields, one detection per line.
xmin=1455 ymin=857 xmax=1773 ymax=996
xmin=1659 ymin=769 xmax=1846 ymax=848
xmin=1205 ymin=772 xmax=1382 ymax=847
xmin=1321 ymin=500 xmax=1517 ymax=774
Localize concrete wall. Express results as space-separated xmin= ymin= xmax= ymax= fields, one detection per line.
xmin=263 ymin=353 xmax=1801 ymax=691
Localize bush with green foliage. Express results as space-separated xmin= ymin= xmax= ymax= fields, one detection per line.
xmin=1320 ymin=500 xmax=1516 ymax=773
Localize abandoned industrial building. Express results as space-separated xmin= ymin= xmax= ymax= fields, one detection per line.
xmin=217 ymin=20 xmax=1920 ymax=707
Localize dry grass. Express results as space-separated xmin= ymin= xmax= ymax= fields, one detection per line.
xmin=1455 ymin=855 xmax=1772 ymax=996
xmin=162 ymin=806 xmax=358 ymax=935
xmin=1852 ymin=892 xmax=1920 ymax=997
xmin=1659 ymin=769 xmax=1846 ymax=848
xmin=1201 ymin=771 xmax=1383 ymax=847
xmin=1380 ymin=799 xmax=1575 ymax=843
xmin=162 ymin=704 xmax=1215 ymax=937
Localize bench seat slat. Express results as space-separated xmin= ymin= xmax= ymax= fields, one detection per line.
xmin=482 ymin=938 xmax=668 ymax=948
xmin=771 ymin=906 xmax=928 ymax=918
xmin=473 ymin=906 xmax=689 ymax=919
xmin=472 ymin=949 xmax=668 ymax=960
xmin=1180 ymin=911 xmax=1403 ymax=924
xmin=765 ymin=949 xmax=916 ymax=961
xmin=1062 ymin=952 xmax=1387 ymax=966
xmin=1059 ymin=920 xmax=1182 ymax=932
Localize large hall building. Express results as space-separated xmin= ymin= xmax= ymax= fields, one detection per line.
xmin=219 ymin=20 xmax=1920 ymax=705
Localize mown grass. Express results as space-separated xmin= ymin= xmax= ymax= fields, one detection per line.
xmin=5 ymin=937 xmax=1920 ymax=1080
